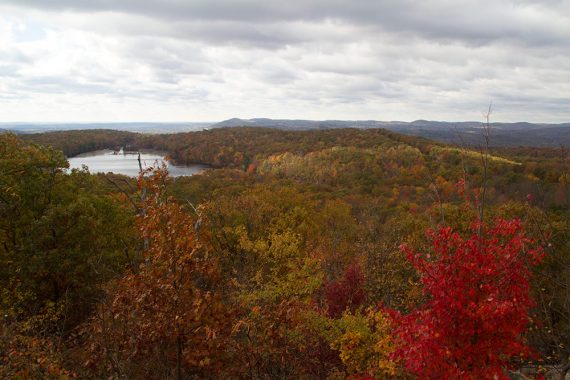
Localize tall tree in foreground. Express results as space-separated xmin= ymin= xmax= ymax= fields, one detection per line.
xmin=0 ymin=134 xmax=133 ymax=378
xmin=391 ymin=219 xmax=543 ymax=379
xmin=83 ymin=168 xmax=227 ymax=379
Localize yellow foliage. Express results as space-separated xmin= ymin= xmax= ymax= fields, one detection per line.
xmin=329 ymin=308 xmax=397 ymax=379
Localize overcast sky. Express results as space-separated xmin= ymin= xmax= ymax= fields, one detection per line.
xmin=0 ymin=0 xmax=568 ymax=123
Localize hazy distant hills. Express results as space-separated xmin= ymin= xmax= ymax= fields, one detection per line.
xmin=3 ymin=118 xmax=570 ymax=147
xmin=211 ymin=118 xmax=570 ymax=147
xmin=384 ymin=120 xmax=570 ymax=147
xmin=210 ymin=117 xmax=405 ymax=130
xmin=0 ymin=122 xmax=211 ymax=134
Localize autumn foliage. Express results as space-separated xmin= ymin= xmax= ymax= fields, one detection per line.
xmin=2 ymin=129 xmax=568 ymax=379
xmin=324 ymin=262 xmax=367 ymax=318
xmin=83 ymin=168 xmax=228 ymax=379
xmin=391 ymin=219 xmax=543 ymax=379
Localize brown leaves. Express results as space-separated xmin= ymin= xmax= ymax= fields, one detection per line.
xmin=81 ymin=167 xmax=229 ymax=379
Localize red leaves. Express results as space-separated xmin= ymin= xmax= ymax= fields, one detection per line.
xmin=324 ymin=262 xmax=367 ymax=318
xmin=246 ymin=163 xmax=257 ymax=174
xmin=390 ymin=219 xmax=543 ymax=379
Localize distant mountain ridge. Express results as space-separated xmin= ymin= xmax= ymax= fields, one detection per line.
xmin=3 ymin=118 xmax=570 ymax=147
xmin=211 ymin=117 xmax=569 ymax=131
xmin=211 ymin=117 xmax=407 ymax=130
xmin=210 ymin=118 xmax=570 ymax=147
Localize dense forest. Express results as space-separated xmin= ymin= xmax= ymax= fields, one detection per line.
xmin=2 ymin=127 xmax=570 ymax=379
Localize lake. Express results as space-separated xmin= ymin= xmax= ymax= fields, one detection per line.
xmin=68 ymin=150 xmax=208 ymax=177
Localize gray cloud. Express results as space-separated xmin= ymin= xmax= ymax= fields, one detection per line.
xmin=4 ymin=0 xmax=569 ymax=47
xmin=0 ymin=0 xmax=568 ymax=122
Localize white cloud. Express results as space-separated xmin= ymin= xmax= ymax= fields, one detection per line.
xmin=0 ymin=1 xmax=568 ymax=122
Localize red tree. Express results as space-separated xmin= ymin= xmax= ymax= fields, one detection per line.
xmin=391 ymin=219 xmax=543 ymax=379
xmin=324 ymin=262 xmax=367 ymax=318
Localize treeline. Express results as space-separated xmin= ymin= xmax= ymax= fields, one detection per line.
xmin=23 ymin=128 xmax=570 ymax=206
xmin=2 ymin=129 xmax=569 ymax=379
xmin=22 ymin=129 xmax=139 ymax=157
xmin=23 ymin=127 xmax=431 ymax=165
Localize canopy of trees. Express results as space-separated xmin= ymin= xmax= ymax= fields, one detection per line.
xmin=2 ymin=127 xmax=569 ymax=379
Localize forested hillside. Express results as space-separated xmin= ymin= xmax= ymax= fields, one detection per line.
xmin=2 ymin=128 xmax=569 ymax=379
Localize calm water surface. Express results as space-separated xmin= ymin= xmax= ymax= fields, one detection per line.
xmin=68 ymin=150 xmax=207 ymax=177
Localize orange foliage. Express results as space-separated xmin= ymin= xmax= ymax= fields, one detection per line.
xmin=82 ymin=167 xmax=229 ymax=379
